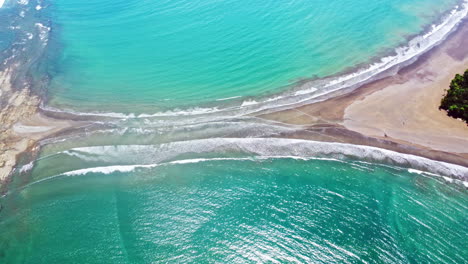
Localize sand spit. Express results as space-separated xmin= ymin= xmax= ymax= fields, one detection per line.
xmin=2 ymin=12 xmax=468 ymax=188
xmin=260 ymin=20 xmax=468 ymax=167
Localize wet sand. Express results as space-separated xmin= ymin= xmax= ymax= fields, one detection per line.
xmin=260 ymin=20 xmax=468 ymax=167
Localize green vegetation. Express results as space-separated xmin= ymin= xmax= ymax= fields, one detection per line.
xmin=440 ymin=69 xmax=468 ymax=123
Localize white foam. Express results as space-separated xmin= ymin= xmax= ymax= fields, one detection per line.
xmin=443 ymin=176 xmax=454 ymax=183
xmin=16 ymin=164 xmax=158 ymax=189
xmin=34 ymin=23 xmax=50 ymax=44
xmin=19 ymin=161 xmax=34 ymax=173
xmin=241 ymin=100 xmax=258 ymax=106
xmin=408 ymin=168 xmax=425 ymax=175
xmin=168 ymin=157 xmax=253 ymax=165
xmin=18 ymin=140 xmax=468 ymax=191
xmin=264 ymin=95 xmax=285 ymax=102
xmin=26 ymin=158 xmax=255 ymax=185
xmin=63 ymin=164 xmax=159 ymax=176
xmin=216 ymin=96 xmax=242 ymax=101
xmin=326 ymin=190 xmax=345 ymax=199
xmin=408 ymin=168 xmax=441 ymax=177
xmin=166 ymin=156 xmax=337 ymax=165
xmin=41 ymin=105 xmax=135 ymax=119
xmin=0 ymin=0 xmax=5 ymax=8
xmin=294 ymin=87 xmax=318 ymax=96
xmin=28 ymin=156 xmax=341 ymax=186
xmin=137 ymin=106 xmax=221 ymax=118
xmin=60 ymin=138 xmax=468 ymax=180
xmin=40 ymin=104 xmax=223 ymax=119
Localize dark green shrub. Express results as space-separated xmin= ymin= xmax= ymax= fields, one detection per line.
xmin=440 ymin=69 xmax=468 ymax=123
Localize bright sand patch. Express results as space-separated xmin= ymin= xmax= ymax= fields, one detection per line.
xmin=343 ymin=25 xmax=468 ymax=153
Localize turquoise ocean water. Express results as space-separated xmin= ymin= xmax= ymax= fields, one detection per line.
xmin=1 ymin=152 xmax=467 ymax=263
xmin=42 ymin=0 xmax=463 ymax=113
xmin=1 ymin=0 xmax=468 ymax=262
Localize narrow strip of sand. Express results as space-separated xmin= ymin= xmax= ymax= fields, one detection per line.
xmin=260 ymin=20 xmax=468 ymax=166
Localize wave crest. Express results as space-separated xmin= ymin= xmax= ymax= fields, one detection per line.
xmin=54 ymin=138 xmax=468 ymax=180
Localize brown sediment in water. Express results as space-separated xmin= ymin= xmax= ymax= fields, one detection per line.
xmin=259 ymin=20 xmax=468 ymax=167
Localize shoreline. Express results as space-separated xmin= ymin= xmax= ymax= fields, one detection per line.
xmin=0 ymin=67 xmax=78 ymax=186
xmin=1 ymin=8 xmax=468 ymax=188
xmin=31 ymin=0 xmax=468 ymax=119
xmin=260 ymin=19 xmax=468 ymax=167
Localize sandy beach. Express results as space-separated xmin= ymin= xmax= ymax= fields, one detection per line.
xmin=260 ymin=20 xmax=468 ymax=167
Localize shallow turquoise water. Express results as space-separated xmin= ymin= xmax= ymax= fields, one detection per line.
xmin=44 ymin=0 xmax=459 ymax=112
xmin=0 ymin=158 xmax=466 ymax=263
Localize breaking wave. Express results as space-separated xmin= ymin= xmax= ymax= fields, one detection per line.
xmin=40 ymin=138 xmax=468 ymax=180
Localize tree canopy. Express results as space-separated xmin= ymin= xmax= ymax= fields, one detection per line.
xmin=440 ymin=69 xmax=468 ymax=123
